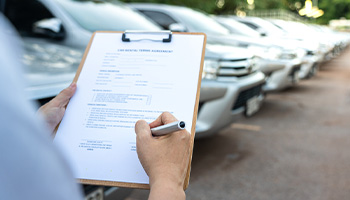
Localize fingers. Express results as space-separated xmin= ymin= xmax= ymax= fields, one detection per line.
xmin=149 ymin=112 xmax=178 ymax=128
xmin=135 ymin=120 xmax=152 ymax=140
xmin=52 ymin=82 xmax=77 ymax=107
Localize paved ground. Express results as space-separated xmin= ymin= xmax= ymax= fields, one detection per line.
xmin=124 ymin=48 xmax=350 ymax=200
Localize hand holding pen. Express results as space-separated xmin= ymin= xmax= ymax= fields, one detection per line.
xmin=134 ymin=112 xmax=191 ymax=198
xmin=151 ymin=121 xmax=186 ymax=136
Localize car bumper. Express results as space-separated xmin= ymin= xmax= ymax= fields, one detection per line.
xmin=299 ymin=55 xmax=322 ymax=79
xmin=258 ymin=59 xmax=285 ymax=75
xmin=263 ymin=59 xmax=302 ymax=92
xmin=195 ymin=71 xmax=265 ymax=139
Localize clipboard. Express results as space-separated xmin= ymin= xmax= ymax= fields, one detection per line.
xmin=54 ymin=31 xmax=206 ymax=189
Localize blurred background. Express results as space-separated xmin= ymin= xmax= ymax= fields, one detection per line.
xmin=1 ymin=0 xmax=350 ymax=199
xmin=120 ymin=0 xmax=350 ymax=27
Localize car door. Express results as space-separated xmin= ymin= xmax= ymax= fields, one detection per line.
xmin=4 ymin=0 xmax=83 ymax=100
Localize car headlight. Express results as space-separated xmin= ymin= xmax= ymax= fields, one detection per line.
xmin=202 ymin=59 xmax=219 ymax=80
xmin=248 ymin=56 xmax=260 ymax=73
xmin=279 ymin=48 xmax=306 ymax=60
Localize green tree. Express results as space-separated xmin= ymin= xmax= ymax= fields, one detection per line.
xmin=317 ymin=0 xmax=350 ymax=24
xmin=212 ymin=0 xmax=302 ymax=14
xmin=120 ymin=0 xmax=217 ymax=13
xmin=119 ymin=0 xmax=350 ymax=24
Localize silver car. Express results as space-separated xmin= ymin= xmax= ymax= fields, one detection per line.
xmin=130 ymin=4 xmax=304 ymax=92
xmin=199 ymin=43 xmax=265 ymax=138
xmin=235 ymin=16 xmax=323 ymax=80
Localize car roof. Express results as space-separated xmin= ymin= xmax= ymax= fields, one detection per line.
xmin=129 ymin=3 xmax=190 ymax=12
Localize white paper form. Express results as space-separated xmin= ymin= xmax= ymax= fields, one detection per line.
xmin=54 ymin=32 xmax=204 ymax=185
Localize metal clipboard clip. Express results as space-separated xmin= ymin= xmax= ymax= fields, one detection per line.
xmin=122 ymin=30 xmax=172 ymax=43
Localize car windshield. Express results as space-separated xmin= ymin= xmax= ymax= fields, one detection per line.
xmin=216 ymin=18 xmax=261 ymax=38
xmin=272 ymin=20 xmax=315 ymax=35
xmin=170 ymin=7 xmax=230 ymax=35
xmin=54 ymin=0 xmax=161 ymax=32
xmin=250 ymin=18 xmax=285 ymax=36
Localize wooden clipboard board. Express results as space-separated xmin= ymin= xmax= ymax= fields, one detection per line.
xmin=55 ymin=31 xmax=206 ymax=190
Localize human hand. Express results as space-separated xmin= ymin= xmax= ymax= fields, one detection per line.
xmin=135 ymin=112 xmax=191 ymax=200
xmin=38 ymin=82 xmax=76 ymax=137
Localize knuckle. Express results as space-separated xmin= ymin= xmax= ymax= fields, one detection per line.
xmin=163 ymin=111 xmax=172 ymax=116
xmin=135 ymin=120 xmax=142 ymax=128
xmin=162 ymin=112 xmax=177 ymax=123
xmin=135 ymin=120 xmax=146 ymax=128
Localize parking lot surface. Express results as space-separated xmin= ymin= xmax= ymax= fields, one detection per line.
xmin=124 ymin=47 xmax=350 ymax=200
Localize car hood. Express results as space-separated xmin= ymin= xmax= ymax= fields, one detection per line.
xmin=207 ymin=33 xmax=271 ymax=48
xmin=205 ymin=43 xmax=253 ymax=60
xmin=23 ymin=38 xmax=83 ymax=73
xmin=22 ymin=38 xmax=84 ymax=100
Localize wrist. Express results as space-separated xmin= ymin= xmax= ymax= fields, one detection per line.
xmin=149 ymin=179 xmax=185 ymax=200
xmin=149 ymin=170 xmax=184 ymax=189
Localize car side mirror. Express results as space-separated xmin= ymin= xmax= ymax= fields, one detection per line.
xmin=168 ymin=23 xmax=187 ymax=32
xmin=33 ymin=18 xmax=65 ymax=40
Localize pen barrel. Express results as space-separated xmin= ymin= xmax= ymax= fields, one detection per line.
xmin=151 ymin=121 xmax=185 ymax=136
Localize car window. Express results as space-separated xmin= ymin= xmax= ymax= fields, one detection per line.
xmin=170 ymin=7 xmax=230 ymax=35
xmin=252 ymin=19 xmax=285 ymax=35
xmin=239 ymin=21 xmax=259 ymax=30
xmin=54 ymin=0 xmax=161 ymax=32
xmin=4 ymin=0 xmax=55 ymax=37
xmin=140 ymin=11 xmax=177 ymax=30
xmin=216 ymin=18 xmax=261 ymax=38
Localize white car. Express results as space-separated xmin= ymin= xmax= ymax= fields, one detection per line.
xmin=200 ymin=43 xmax=266 ymax=138
xmin=235 ymin=17 xmax=325 ymax=79
xmin=130 ymin=4 xmax=303 ymax=92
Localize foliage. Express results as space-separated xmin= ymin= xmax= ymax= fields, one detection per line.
xmin=316 ymin=0 xmax=350 ymax=24
xmin=120 ymin=0 xmax=350 ymax=24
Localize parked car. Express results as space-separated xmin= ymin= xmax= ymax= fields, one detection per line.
xmin=307 ymin=24 xmax=349 ymax=58
xmin=269 ymin=19 xmax=350 ymax=61
xmin=129 ymin=3 xmax=304 ymax=92
xmin=213 ymin=16 xmax=310 ymax=90
xmin=234 ymin=16 xmax=325 ymax=79
xmin=199 ymin=43 xmax=265 ymax=137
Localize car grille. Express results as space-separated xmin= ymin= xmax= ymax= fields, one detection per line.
xmin=232 ymin=84 xmax=263 ymax=110
xmin=217 ymin=58 xmax=252 ymax=77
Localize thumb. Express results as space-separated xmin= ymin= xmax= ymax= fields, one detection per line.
xmin=53 ymin=82 xmax=77 ymax=107
xmin=135 ymin=120 xmax=152 ymax=140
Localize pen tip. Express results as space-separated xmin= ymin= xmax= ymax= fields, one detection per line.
xmin=179 ymin=121 xmax=186 ymax=129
